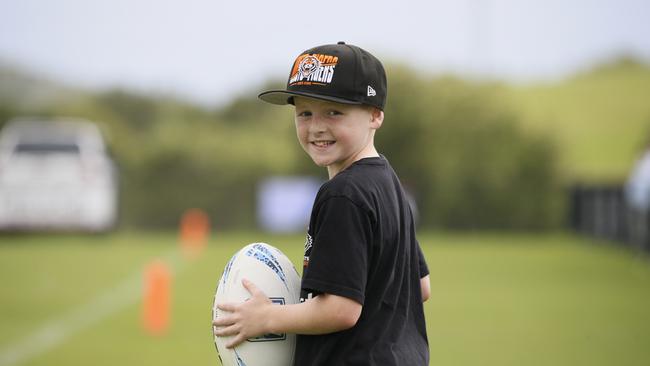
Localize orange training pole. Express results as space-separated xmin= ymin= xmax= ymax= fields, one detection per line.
xmin=179 ymin=208 xmax=210 ymax=259
xmin=142 ymin=259 xmax=171 ymax=336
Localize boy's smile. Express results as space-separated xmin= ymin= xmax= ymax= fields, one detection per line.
xmin=294 ymin=97 xmax=383 ymax=178
xmin=311 ymin=140 xmax=335 ymax=148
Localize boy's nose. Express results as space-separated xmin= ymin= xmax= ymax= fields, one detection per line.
xmin=309 ymin=116 xmax=327 ymax=134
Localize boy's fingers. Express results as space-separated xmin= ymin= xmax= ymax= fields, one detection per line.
xmin=242 ymin=278 xmax=263 ymax=297
xmin=213 ymin=324 xmax=239 ymax=337
xmin=212 ymin=316 xmax=234 ymax=327
xmin=216 ymin=302 xmax=237 ymax=312
xmin=226 ymin=334 xmax=246 ymax=349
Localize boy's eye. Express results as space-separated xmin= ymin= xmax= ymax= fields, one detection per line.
xmin=328 ymin=110 xmax=343 ymax=116
xmin=297 ymin=111 xmax=312 ymax=117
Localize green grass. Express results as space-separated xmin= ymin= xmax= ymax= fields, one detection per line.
xmin=503 ymin=59 xmax=650 ymax=182
xmin=0 ymin=231 xmax=649 ymax=366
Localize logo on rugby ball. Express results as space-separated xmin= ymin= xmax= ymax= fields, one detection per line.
xmin=245 ymin=244 xmax=289 ymax=289
xmin=247 ymin=298 xmax=287 ymax=342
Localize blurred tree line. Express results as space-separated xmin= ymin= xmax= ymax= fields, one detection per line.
xmin=380 ymin=67 xmax=561 ymax=230
xmin=0 ymin=65 xmax=562 ymax=231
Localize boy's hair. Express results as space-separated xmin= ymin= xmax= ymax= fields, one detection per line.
xmin=258 ymin=42 xmax=387 ymax=110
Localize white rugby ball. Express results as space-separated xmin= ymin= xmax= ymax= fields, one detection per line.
xmin=212 ymin=242 xmax=301 ymax=366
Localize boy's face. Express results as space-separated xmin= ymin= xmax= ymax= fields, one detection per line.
xmin=294 ymin=96 xmax=383 ymax=177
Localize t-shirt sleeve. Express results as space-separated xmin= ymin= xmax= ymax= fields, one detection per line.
xmin=302 ymin=196 xmax=371 ymax=305
xmin=417 ymin=241 xmax=429 ymax=278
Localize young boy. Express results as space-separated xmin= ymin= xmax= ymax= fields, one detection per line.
xmin=213 ymin=41 xmax=430 ymax=365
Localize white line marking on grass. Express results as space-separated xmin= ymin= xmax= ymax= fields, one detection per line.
xmin=0 ymin=249 xmax=184 ymax=366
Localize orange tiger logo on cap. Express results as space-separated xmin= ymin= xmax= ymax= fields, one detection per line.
xmin=298 ymin=56 xmax=320 ymax=78
xmin=289 ymin=54 xmax=339 ymax=86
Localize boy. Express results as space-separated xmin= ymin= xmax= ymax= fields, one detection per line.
xmin=213 ymin=42 xmax=430 ymax=365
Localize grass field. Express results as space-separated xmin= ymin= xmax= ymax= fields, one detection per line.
xmin=0 ymin=231 xmax=649 ymax=366
xmin=503 ymin=60 xmax=650 ymax=182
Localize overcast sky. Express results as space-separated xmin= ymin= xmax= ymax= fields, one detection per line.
xmin=1 ymin=0 xmax=649 ymax=106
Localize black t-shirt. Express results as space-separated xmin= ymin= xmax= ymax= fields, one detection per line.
xmin=295 ymin=156 xmax=429 ymax=366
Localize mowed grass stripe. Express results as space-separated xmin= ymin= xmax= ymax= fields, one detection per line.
xmin=0 ymin=233 xmax=189 ymax=365
xmin=424 ymin=233 xmax=650 ymax=366
xmin=1 ymin=232 xmax=649 ymax=366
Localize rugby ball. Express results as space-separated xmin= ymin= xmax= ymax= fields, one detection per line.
xmin=212 ymin=243 xmax=301 ymax=366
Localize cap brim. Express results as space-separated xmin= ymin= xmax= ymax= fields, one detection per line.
xmin=258 ymin=90 xmax=363 ymax=106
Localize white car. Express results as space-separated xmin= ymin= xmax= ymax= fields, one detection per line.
xmin=0 ymin=118 xmax=117 ymax=231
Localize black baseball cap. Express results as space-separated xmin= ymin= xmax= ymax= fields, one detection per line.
xmin=258 ymin=42 xmax=387 ymax=110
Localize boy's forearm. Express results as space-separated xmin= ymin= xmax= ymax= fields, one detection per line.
xmin=267 ymin=293 xmax=362 ymax=335
xmin=420 ymin=275 xmax=431 ymax=302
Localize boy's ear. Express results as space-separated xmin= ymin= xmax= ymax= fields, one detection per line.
xmin=370 ymin=107 xmax=384 ymax=130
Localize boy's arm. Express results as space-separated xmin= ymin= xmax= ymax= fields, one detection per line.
xmin=417 ymin=243 xmax=430 ymax=302
xmin=420 ymin=275 xmax=431 ymax=302
xmin=213 ymin=279 xmax=362 ymax=349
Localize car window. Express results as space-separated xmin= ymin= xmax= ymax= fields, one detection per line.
xmin=14 ymin=142 xmax=80 ymax=155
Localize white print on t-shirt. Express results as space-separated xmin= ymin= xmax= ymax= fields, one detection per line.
xmin=303 ymin=232 xmax=313 ymax=268
xmin=304 ymin=232 xmax=313 ymax=253
xmin=300 ymin=292 xmax=314 ymax=303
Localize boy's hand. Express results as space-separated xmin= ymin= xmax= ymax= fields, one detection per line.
xmin=212 ymin=279 xmax=273 ymax=348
